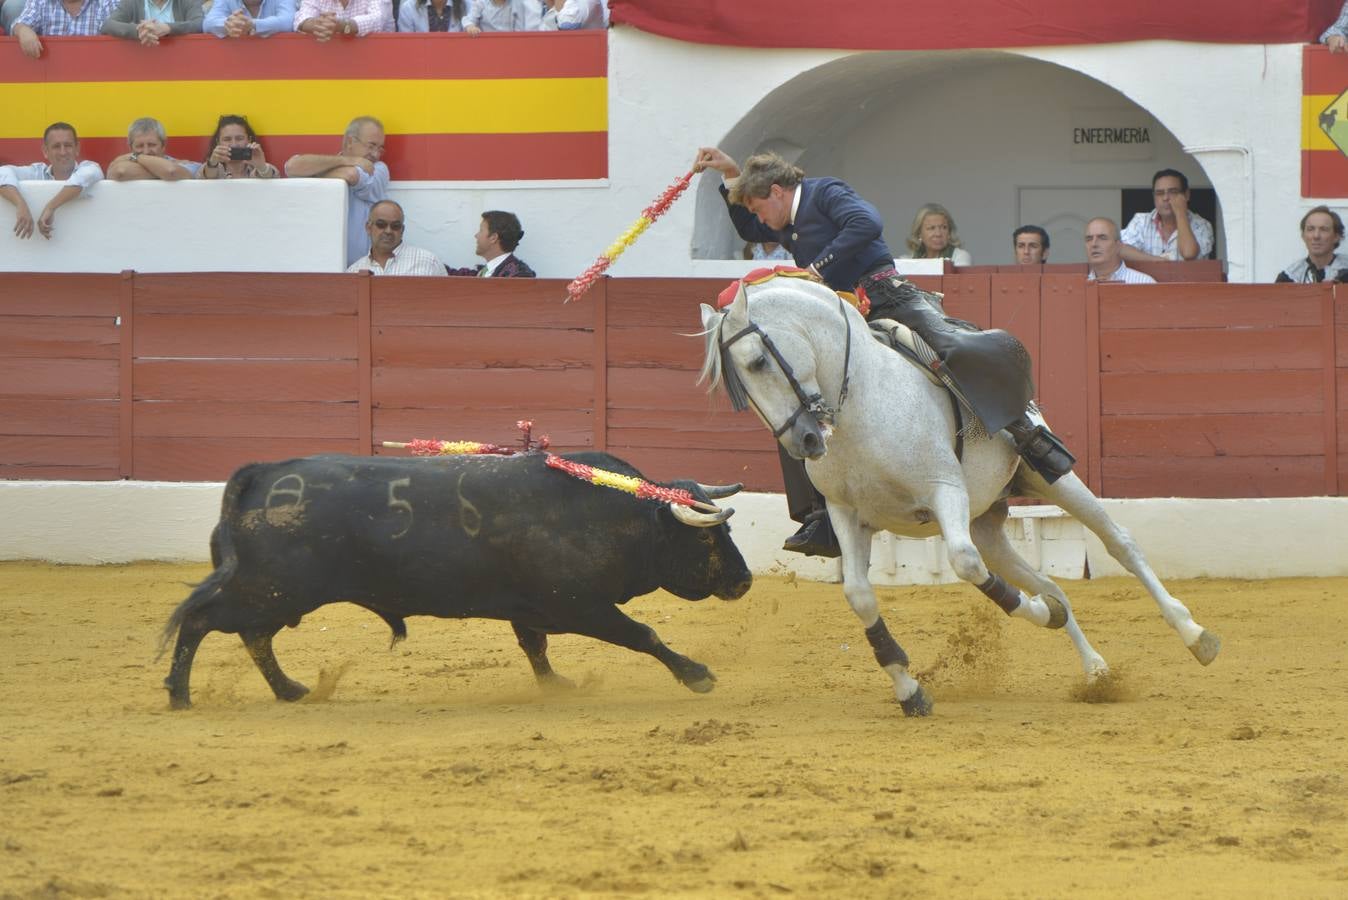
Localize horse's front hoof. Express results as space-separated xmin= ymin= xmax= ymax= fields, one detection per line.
xmin=1187 ymin=630 xmax=1221 ymax=666
xmin=1043 ymin=596 xmax=1069 ymax=629
xmin=899 ymin=685 xmax=933 ymax=717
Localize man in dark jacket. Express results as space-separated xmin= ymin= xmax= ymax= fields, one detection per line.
xmin=694 ymin=147 xmax=1074 ymax=557
xmin=448 ymin=210 xmax=536 ymax=277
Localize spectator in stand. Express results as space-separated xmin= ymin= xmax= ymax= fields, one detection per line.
xmin=198 ymin=115 xmax=279 ymax=179
xmin=101 ymin=0 xmax=203 ymax=43
xmin=1322 ymin=2 xmax=1348 ymax=53
xmin=448 ymin=210 xmax=536 ymax=277
xmin=1012 ymin=225 xmax=1049 ymax=265
xmin=8 ymin=0 xmax=119 ymax=59
xmin=396 ymin=0 xmax=462 ymax=31
xmin=107 ymin=117 xmax=200 ymax=181
xmin=1085 ymin=217 xmax=1156 ymax=284
xmin=901 ymin=203 xmax=972 ymax=265
xmin=294 ymin=0 xmax=389 ymax=38
xmin=540 ymin=0 xmax=605 ymax=30
xmin=1276 ymin=206 xmax=1348 ymax=282
xmin=347 ymin=200 xmax=447 ymax=276
xmin=204 ymin=0 xmax=295 ymax=36
xmin=463 ymin=0 xmax=538 ymax=34
xmin=0 ymin=122 xmax=102 ymax=240
xmin=743 ymin=241 xmax=791 ymax=262
xmin=284 ymin=115 xmax=390 ymax=265
xmin=1119 ymin=168 xmax=1215 ymax=262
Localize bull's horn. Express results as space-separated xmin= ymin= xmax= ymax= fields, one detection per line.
xmin=696 ymin=482 xmax=743 ymax=500
xmin=670 ymin=502 xmax=734 ymax=528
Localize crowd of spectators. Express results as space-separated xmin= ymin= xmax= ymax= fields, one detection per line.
xmin=0 ymin=115 xmax=537 ymax=275
xmin=0 ymin=0 xmax=605 ymax=48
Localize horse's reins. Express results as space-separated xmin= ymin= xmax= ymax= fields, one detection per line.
xmin=719 ymin=294 xmax=854 ymax=438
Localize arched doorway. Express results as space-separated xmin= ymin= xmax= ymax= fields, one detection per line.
xmin=692 ymin=51 xmax=1222 ymax=267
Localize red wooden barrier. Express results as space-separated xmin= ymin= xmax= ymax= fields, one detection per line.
xmin=0 ymin=272 xmax=1343 ymax=498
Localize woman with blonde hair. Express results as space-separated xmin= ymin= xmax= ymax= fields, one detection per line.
xmin=903 ymin=203 xmax=972 ymax=264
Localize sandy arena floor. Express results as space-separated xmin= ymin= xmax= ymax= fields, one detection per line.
xmin=2 ymin=561 xmax=1346 ymax=898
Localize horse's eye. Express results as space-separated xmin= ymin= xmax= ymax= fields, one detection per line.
xmin=748 ymin=356 xmax=769 ymax=373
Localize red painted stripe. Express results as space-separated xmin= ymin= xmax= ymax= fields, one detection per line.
xmin=0 ymin=132 xmax=607 ymax=180
xmin=1305 ymin=44 xmax=1348 ymax=97
xmin=1302 ymin=148 xmax=1348 ymax=198
xmin=0 ymin=31 xmax=606 ymax=83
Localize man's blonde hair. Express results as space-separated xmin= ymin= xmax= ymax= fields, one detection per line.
xmin=728 ymin=152 xmax=804 ymax=205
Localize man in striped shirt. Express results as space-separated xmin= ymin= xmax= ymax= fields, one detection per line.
xmin=1119 ymin=168 xmax=1215 ymax=262
xmin=346 ymin=200 xmax=447 ymax=276
xmin=1086 ymin=217 xmax=1157 ymax=284
xmin=9 ymin=0 xmax=118 ymax=57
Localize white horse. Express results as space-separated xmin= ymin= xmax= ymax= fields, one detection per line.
xmin=699 ymin=276 xmax=1220 ymax=716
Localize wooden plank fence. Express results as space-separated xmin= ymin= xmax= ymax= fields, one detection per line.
xmin=1 ymin=272 xmax=1344 ymax=497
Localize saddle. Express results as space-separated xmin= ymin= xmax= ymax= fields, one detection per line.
xmin=860 ymin=275 xmax=1035 ymax=435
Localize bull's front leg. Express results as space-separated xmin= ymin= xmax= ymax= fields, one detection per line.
xmin=510 ymin=622 xmax=575 ymax=691
xmin=567 ymin=605 xmax=716 ymax=693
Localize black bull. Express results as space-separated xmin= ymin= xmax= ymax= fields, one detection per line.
xmin=160 ymin=452 xmax=753 ymax=709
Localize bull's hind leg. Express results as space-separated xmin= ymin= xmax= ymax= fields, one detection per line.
xmin=566 ymin=605 xmax=716 ymax=693
xmin=165 ymin=618 xmax=209 ymax=710
xmin=970 ymin=502 xmax=1109 ymax=680
xmin=240 ymin=627 xmax=310 ymax=702
xmin=510 ymin=622 xmax=575 ymax=690
xmin=1030 ymin=471 xmax=1220 ymax=665
xmin=830 ymin=506 xmax=931 ymax=716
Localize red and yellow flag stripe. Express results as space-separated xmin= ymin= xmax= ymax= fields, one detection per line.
xmin=1303 ymin=44 xmax=1348 ymax=198
xmin=0 ymin=31 xmax=607 ymax=180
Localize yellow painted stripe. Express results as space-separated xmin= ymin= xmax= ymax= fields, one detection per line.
xmin=1304 ymin=93 xmax=1340 ymax=151
xmin=0 ymin=77 xmax=607 ymax=140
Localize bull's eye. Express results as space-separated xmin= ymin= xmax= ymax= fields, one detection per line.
xmin=748 ymin=356 xmax=769 ymax=373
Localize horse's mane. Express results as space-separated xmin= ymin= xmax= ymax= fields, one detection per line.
xmin=695 ymin=310 xmax=727 ymax=396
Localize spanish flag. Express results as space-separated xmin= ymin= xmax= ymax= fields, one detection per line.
xmin=1303 ymin=43 xmax=1348 ymax=197
xmin=0 ymin=32 xmax=606 ymax=180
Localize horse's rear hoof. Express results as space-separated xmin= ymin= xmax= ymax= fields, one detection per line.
xmin=1187 ymin=630 xmax=1221 ymax=666
xmin=899 ymin=686 xmax=933 ymax=717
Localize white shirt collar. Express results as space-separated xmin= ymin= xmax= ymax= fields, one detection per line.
xmin=482 ymin=251 xmax=510 ymax=275
xmin=789 ymin=183 xmax=801 ymax=226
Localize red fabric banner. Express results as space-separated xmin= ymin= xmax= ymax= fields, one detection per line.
xmin=610 ymin=0 xmax=1343 ymax=51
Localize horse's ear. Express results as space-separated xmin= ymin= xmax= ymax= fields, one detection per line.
xmin=699 ymin=303 xmax=719 ymax=331
xmin=722 ymin=281 xmax=750 ymax=330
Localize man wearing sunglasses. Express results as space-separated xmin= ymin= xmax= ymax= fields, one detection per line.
xmin=347 ymin=200 xmax=445 ymax=276
xmin=284 ymin=115 xmax=390 ymax=265
xmin=1119 ymin=168 xmax=1215 ymax=262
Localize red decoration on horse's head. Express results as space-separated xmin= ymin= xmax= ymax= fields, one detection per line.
xmin=716 ymin=266 xmax=816 ymax=309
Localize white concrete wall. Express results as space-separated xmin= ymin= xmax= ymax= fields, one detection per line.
xmin=0 ymin=179 xmax=347 ymax=273
xmin=4 ymin=480 xmax=1345 ymax=583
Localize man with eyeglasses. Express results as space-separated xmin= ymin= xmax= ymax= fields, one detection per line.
xmin=1119 ymin=168 xmax=1214 ymax=263
xmin=347 ymin=200 xmax=446 ymax=276
xmin=284 ymin=115 xmax=390 ymax=266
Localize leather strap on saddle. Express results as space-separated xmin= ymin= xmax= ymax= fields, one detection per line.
xmin=858 ymin=272 xmax=1035 ymax=434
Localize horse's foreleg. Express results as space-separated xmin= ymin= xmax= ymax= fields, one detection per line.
xmin=970 ymin=503 xmax=1108 ymax=680
xmin=830 ymin=507 xmax=932 ymax=717
xmin=1032 ymin=472 xmax=1219 ymax=665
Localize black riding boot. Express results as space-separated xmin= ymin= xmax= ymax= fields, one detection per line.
xmin=783 ymin=509 xmax=842 ymax=558
xmin=1005 ymin=417 xmax=1076 ymax=484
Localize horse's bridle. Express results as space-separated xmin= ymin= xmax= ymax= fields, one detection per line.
xmin=719 ymin=293 xmax=854 ymax=439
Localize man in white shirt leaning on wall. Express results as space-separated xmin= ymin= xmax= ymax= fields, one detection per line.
xmin=0 ymin=121 xmax=103 ymax=240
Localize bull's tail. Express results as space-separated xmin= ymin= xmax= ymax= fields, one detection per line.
xmin=156 ymin=465 xmax=257 ymax=659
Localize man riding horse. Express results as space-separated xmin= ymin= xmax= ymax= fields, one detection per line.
xmin=693 ymin=147 xmax=1075 ymax=557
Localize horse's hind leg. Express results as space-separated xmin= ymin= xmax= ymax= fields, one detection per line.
xmin=1029 ymin=472 xmax=1220 ymax=665
xmin=970 ymin=502 xmax=1109 ymax=680
xmin=240 ymin=627 xmax=310 ymax=702
xmin=830 ymin=507 xmax=932 ymax=717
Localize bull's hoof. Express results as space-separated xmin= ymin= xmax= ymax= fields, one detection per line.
xmin=899 ymin=685 xmax=934 ymax=717
xmin=167 ymin=694 xmax=192 ymax=711
xmin=1187 ymin=630 xmax=1221 ymax=666
xmin=538 ymin=672 xmax=576 ymax=692
xmin=684 ymin=670 xmax=717 ymax=694
xmin=1044 ymin=596 xmax=1069 ymax=630
xmin=275 ymin=679 xmax=310 ymax=702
